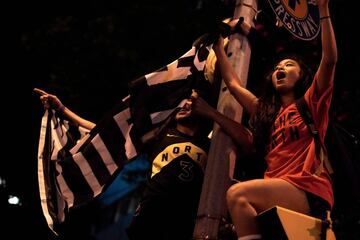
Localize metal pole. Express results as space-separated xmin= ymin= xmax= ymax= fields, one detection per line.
xmin=193 ymin=0 xmax=258 ymax=239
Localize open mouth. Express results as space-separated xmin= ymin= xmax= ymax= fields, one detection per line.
xmin=276 ymin=71 xmax=286 ymax=80
xmin=178 ymin=105 xmax=190 ymax=115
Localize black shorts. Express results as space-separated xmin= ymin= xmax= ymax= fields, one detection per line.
xmin=305 ymin=192 xmax=331 ymax=219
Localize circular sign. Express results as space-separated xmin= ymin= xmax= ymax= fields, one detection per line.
xmin=267 ymin=0 xmax=320 ymax=41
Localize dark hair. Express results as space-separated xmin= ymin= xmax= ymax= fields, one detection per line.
xmin=250 ymin=53 xmax=313 ymax=156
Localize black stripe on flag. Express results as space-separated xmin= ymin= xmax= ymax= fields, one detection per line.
xmin=97 ymin=117 xmax=128 ymax=166
xmin=58 ymin=156 xmax=94 ymax=206
xmin=177 ymin=53 xmax=196 ymax=68
xmin=81 ymin=142 xmax=111 ymax=186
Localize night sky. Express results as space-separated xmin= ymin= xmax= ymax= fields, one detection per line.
xmin=3 ymin=0 xmax=359 ymax=239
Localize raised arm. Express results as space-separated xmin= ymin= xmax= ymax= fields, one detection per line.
xmin=34 ymin=88 xmax=96 ymax=130
xmin=315 ymin=0 xmax=337 ymax=94
xmin=212 ymin=32 xmax=258 ymax=116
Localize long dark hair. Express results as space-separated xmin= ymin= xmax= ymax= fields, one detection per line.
xmin=250 ymin=53 xmax=313 ymax=157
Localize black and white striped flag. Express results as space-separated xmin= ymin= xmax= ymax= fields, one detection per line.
xmin=37 ymin=42 xmax=213 ymax=234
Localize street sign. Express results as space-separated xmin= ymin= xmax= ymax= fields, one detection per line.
xmin=267 ymin=0 xmax=320 ymax=40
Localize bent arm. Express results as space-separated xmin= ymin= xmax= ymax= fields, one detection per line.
xmin=315 ymin=0 xmax=337 ymax=94
xmin=34 ymin=88 xmax=96 ymax=130
xmin=208 ymin=108 xmax=254 ymax=154
xmin=191 ymin=95 xmax=253 ymax=154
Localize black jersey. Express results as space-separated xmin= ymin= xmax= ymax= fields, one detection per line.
xmin=127 ymin=128 xmax=210 ymax=240
xmin=146 ymin=128 xmax=209 ymax=199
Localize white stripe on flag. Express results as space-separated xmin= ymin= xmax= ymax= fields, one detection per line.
xmin=113 ymin=108 xmax=137 ymax=159
xmin=125 ymin=124 xmax=137 ymax=159
xmin=145 ymin=64 xmax=192 ymax=86
xmin=92 ymin=134 xmax=118 ymax=174
xmin=37 ymin=111 xmax=56 ymax=233
xmin=56 ymin=164 xmax=75 ymax=208
xmin=70 ymin=133 xmax=91 ymax=155
xmin=73 ymin=152 xmax=102 ymax=195
xmin=145 ymin=48 xmax=195 ymax=86
xmin=50 ymin=119 xmax=69 ymax=160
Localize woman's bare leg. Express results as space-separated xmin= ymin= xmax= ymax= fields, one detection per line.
xmin=226 ymin=178 xmax=310 ymax=238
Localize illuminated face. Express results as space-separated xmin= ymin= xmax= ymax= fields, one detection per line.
xmin=175 ymin=91 xmax=198 ymax=122
xmin=175 ymin=99 xmax=192 ymax=121
xmin=271 ymin=58 xmax=301 ymax=94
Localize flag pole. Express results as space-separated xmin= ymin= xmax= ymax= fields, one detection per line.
xmin=193 ymin=0 xmax=258 ymax=239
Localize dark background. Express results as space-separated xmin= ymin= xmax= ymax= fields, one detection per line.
xmin=3 ymin=0 xmax=359 ymax=239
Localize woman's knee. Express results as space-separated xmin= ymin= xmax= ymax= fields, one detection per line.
xmin=226 ymin=184 xmax=248 ymax=208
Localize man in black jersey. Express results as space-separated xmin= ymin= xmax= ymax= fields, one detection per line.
xmin=126 ymin=90 xmax=212 ymax=240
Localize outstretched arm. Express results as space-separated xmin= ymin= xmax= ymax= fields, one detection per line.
xmin=34 ymin=88 xmax=96 ymax=130
xmin=191 ymin=93 xmax=253 ymax=154
xmin=212 ymin=21 xmax=258 ymax=116
xmin=315 ymin=0 xmax=337 ymax=94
